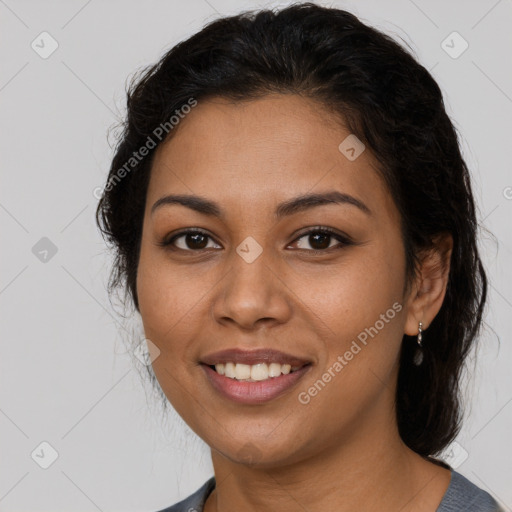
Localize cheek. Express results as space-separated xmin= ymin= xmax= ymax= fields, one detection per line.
xmin=295 ymin=247 xmax=405 ymax=339
xmin=292 ymin=296 xmax=404 ymax=444
xmin=295 ymin=242 xmax=406 ymax=395
xmin=136 ymin=243 xmax=203 ymax=355
xmin=136 ymin=249 xmax=207 ymax=414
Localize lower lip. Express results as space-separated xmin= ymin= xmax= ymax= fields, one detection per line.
xmin=201 ymin=364 xmax=311 ymax=404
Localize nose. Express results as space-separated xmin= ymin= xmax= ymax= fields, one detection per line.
xmin=211 ymin=249 xmax=292 ymax=331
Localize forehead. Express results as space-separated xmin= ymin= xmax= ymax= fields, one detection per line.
xmin=147 ymin=94 xmax=394 ymax=220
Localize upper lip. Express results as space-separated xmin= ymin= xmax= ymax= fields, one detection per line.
xmin=201 ymin=348 xmax=311 ymax=367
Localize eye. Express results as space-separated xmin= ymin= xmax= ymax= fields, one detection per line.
xmin=289 ymin=227 xmax=352 ymax=252
xmin=159 ymin=226 xmax=352 ymax=253
xmin=160 ymin=229 xmax=221 ymax=251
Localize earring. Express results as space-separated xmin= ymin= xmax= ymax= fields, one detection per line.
xmin=413 ymin=321 xmax=423 ymax=366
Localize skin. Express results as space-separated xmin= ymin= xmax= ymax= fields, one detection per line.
xmin=136 ymin=94 xmax=453 ymax=512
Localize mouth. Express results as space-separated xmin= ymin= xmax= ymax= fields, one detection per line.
xmin=200 ymin=348 xmax=312 ymax=404
xmin=205 ymin=361 xmax=307 ymax=381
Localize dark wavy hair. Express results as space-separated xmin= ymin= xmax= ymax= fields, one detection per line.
xmin=96 ymin=2 xmax=487 ymax=457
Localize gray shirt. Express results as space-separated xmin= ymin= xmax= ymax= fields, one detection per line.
xmin=156 ymin=470 xmax=502 ymax=511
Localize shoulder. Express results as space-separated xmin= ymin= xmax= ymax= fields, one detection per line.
xmin=155 ymin=477 xmax=216 ymax=512
xmin=437 ymin=470 xmax=503 ymax=512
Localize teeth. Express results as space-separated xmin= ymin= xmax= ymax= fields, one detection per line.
xmin=225 ymin=362 xmax=236 ymax=378
xmin=235 ymin=363 xmax=251 ymax=380
xmin=268 ymin=363 xmax=282 ymax=377
xmin=214 ymin=362 xmax=302 ymax=381
xmin=251 ymin=363 xmax=268 ymax=381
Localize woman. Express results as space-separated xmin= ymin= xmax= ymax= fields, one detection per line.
xmin=96 ymin=3 xmax=501 ymax=511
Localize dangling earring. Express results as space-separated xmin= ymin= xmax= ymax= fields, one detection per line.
xmin=413 ymin=321 xmax=423 ymax=366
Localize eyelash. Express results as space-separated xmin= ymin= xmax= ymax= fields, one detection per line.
xmin=158 ymin=226 xmax=353 ymax=254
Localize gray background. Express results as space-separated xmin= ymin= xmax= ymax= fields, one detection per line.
xmin=1 ymin=0 xmax=511 ymax=510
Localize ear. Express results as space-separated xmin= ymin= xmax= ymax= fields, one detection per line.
xmin=404 ymin=233 xmax=453 ymax=336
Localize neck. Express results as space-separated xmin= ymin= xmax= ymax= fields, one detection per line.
xmin=204 ymin=403 xmax=450 ymax=512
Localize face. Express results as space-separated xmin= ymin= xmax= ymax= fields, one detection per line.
xmin=136 ymin=94 xmax=411 ymax=468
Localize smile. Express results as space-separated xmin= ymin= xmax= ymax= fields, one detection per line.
xmin=200 ymin=347 xmax=313 ymax=404
xmin=212 ymin=362 xmax=303 ymax=381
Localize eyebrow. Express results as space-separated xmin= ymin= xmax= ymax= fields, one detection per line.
xmin=151 ymin=191 xmax=371 ymax=219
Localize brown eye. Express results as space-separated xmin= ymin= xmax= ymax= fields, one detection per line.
xmin=307 ymin=232 xmax=331 ymax=250
xmin=182 ymin=232 xmax=208 ymax=249
xmin=293 ymin=228 xmax=350 ymax=251
xmin=162 ymin=230 xmax=221 ymax=251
